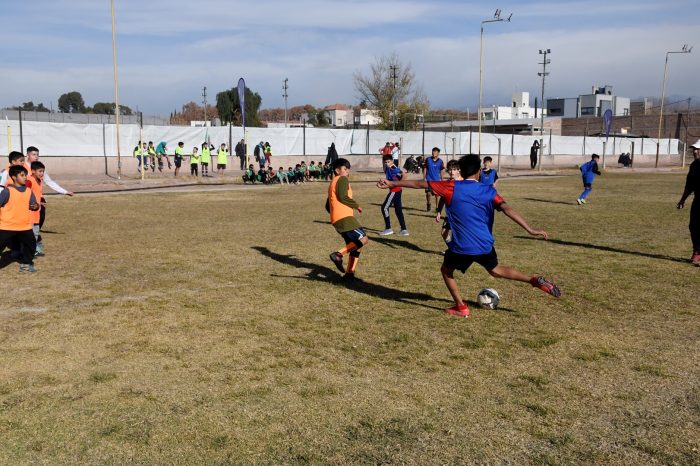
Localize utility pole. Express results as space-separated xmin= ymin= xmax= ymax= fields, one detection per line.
xmin=283 ymin=78 xmax=289 ymax=128
xmin=537 ymin=49 xmax=550 ymax=172
xmin=390 ymin=65 xmax=398 ymax=131
xmin=657 ymin=44 xmax=692 ymax=167
xmin=202 ymin=86 xmax=208 ymax=126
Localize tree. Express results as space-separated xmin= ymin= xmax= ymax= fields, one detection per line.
xmin=353 ymin=53 xmax=429 ymax=130
xmin=170 ymin=101 xmax=217 ymax=125
xmin=57 ymin=91 xmax=86 ymax=113
xmin=13 ymin=101 xmax=49 ymax=112
xmin=216 ymin=86 xmax=262 ymax=126
xmin=90 ymin=102 xmax=133 ymax=115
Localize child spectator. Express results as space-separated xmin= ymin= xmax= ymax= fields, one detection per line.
xmin=379 ymin=154 xmax=409 ymax=237
xmin=174 ymin=142 xmax=185 ymax=177
xmin=243 ymin=164 xmax=257 ymax=184
xmin=201 ymin=142 xmax=213 ymax=177
xmin=480 ymin=156 xmax=499 ymax=187
xmin=378 ymin=154 xmax=561 ymax=317
xmin=156 ymin=141 xmax=172 ymax=171
xmin=327 ymin=158 xmax=368 ymax=280
xmin=268 ymin=167 xmax=278 ymax=184
xmin=0 ymin=165 xmax=40 ymax=272
xmin=189 ymin=147 xmax=200 ymax=176
xmin=147 ymin=141 xmax=157 ymax=172
xmin=217 ymin=143 xmax=228 ymax=176
xmin=256 ymin=167 xmax=269 ymax=184
xmin=264 ymin=142 xmax=272 ymax=167
xmin=277 ymin=167 xmax=289 ymax=184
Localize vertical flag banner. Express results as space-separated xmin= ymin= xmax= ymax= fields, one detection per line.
xmin=237 ymin=78 xmax=246 ymax=129
xmin=603 ymin=109 xmax=613 ymax=140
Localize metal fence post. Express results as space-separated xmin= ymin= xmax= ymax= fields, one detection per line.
xmin=497 ymin=138 xmax=502 ymax=171
xmin=630 ymin=140 xmax=635 ymax=167
xmin=548 ymin=129 xmax=552 ymax=156
xmin=18 ymin=109 xmax=24 ymax=153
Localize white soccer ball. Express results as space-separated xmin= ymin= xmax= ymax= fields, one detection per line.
xmin=476 ymin=288 xmax=500 ymax=309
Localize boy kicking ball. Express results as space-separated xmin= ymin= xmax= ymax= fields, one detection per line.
xmin=378 ymin=154 xmax=561 ymax=317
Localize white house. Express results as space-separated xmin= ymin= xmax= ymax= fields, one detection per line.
xmin=357 ymin=108 xmax=381 ymax=126
xmin=323 ymin=104 xmax=354 ymax=127
xmin=479 ymin=92 xmax=546 ymax=120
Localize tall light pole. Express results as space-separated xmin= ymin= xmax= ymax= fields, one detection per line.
xmin=202 ymin=86 xmax=208 ymax=125
xmin=656 ymin=44 xmax=692 ymax=167
xmin=390 ymin=65 xmax=399 ymax=131
xmin=537 ymin=49 xmax=550 ymax=172
xmin=110 ymin=0 xmax=122 ymax=179
xmin=283 ymin=78 xmax=289 ymax=128
xmin=478 ymin=8 xmax=511 ymax=155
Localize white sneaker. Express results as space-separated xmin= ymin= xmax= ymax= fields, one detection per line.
xmin=379 ymin=229 xmax=394 ymax=236
xmin=397 ymin=230 xmax=410 ymax=236
xmin=576 ymin=199 xmax=583 ymax=205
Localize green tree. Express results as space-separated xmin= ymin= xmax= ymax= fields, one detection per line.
xmin=353 ymin=53 xmax=429 ymax=130
xmin=14 ymin=101 xmax=49 ymax=112
xmin=90 ymin=102 xmax=133 ymax=115
xmin=57 ymin=91 xmax=86 ymax=113
xmin=216 ymin=86 xmax=262 ymax=126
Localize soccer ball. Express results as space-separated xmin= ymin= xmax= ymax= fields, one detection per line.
xmin=476 ymin=288 xmax=500 ymax=309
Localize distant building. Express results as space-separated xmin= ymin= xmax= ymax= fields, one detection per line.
xmin=478 ymin=92 xmax=546 ymax=120
xmin=547 ymin=85 xmax=630 ymax=118
xmin=630 ymin=98 xmax=652 ymax=115
xmin=356 ymin=108 xmax=381 ymax=126
xmin=323 ymin=104 xmax=354 ymax=127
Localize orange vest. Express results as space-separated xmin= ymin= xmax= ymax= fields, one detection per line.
xmin=328 ymin=175 xmax=354 ymax=224
xmin=0 ymin=185 xmax=32 ymax=231
xmin=27 ymin=175 xmax=42 ymax=225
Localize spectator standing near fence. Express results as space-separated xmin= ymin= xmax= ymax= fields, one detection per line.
xmin=530 ymin=140 xmax=540 ymax=169
xmin=235 ymin=139 xmax=246 ymax=170
xmin=677 ymin=140 xmax=700 ymax=266
xmin=392 ymin=142 xmax=401 ymax=165
xmin=325 ymin=142 xmax=338 ymax=166
xmin=264 ymin=142 xmax=272 ymax=167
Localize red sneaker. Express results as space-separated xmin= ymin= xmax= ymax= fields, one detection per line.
xmin=444 ymin=304 xmax=470 ymax=317
xmin=530 ymin=276 xmax=562 ymax=297
xmin=691 ymin=253 xmax=700 ymax=266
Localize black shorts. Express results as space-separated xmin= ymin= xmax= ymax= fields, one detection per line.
xmin=583 ymin=182 xmax=592 ymax=188
xmin=174 ymin=157 xmax=182 ymax=168
xmin=340 ymin=228 xmax=366 ymax=249
xmin=217 ymin=164 xmax=226 ymax=169
xmin=443 ymin=248 xmax=498 ymax=273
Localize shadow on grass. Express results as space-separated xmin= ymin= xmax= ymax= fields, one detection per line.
xmin=0 ymin=251 xmax=17 ymax=270
xmin=521 ymin=197 xmax=574 ymax=206
xmin=514 ymin=236 xmax=688 ymax=264
xmin=252 ymin=246 xmax=451 ymax=311
xmin=38 ymin=230 xmax=63 ymax=235
xmin=372 ymin=236 xmax=443 ymax=255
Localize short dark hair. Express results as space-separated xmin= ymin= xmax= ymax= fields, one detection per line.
xmin=332 ymin=158 xmax=351 ymax=171
xmin=26 ymin=146 xmax=39 ymax=153
xmin=31 ymin=161 xmax=45 ymax=171
xmin=382 ymin=154 xmax=393 ymax=162
xmin=432 ymin=147 xmax=440 ymax=153
xmin=9 ymin=165 xmax=28 ymax=179
xmin=591 ymin=153 xmax=600 ymax=159
xmin=458 ymin=154 xmax=481 ymax=178
xmin=446 ymin=159 xmax=460 ymax=171
xmin=178 ymin=141 xmax=184 ymax=146
xmin=483 ymin=156 xmax=493 ymax=163
xmin=9 ymin=151 xmax=24 ymax=163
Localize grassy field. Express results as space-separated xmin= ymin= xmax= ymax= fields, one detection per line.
xmin=0 ymin=172 xmax=698 ymax=464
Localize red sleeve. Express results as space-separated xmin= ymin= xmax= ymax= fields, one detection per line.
xmin=494 ymin=194 xmax=505 ymax=209
xmin=26 ymin=179 xmax=32 ymax=188
xmin=428 ymin=181 xmax=454 ymax=206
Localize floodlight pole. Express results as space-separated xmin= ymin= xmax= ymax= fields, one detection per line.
xmin=283 ymin=78 xmax=289 ymax=128
xmin=110 ymin=0 xmax=122 ymax=179
xmin=537 ymin=49 xmax=550 ymax=172
xmin=656 ymin=45 xmax=692 ymax=167
xmin=390 ymin=65 xmax=399 ymax=132
xmin=478 ymin=9 xmax=511 ymax=155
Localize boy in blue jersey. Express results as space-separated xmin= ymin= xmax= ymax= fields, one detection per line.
xmin=577 ymin=154 xmax=601 ymax=205
xmin=422 ymin=147 xmax=444 ymax=211
xmin=379 ymin=155 xmax=409 ymax=236
xmin=480 ymin=156 xmax=498 ymax=187
xmin=378 ymin=154 xmax=561 ymax=317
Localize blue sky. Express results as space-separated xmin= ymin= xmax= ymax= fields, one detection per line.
xmin=1 ymin=0 xmax=697 ymax=115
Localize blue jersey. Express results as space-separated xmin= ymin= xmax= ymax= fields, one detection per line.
xmin=480 ymin=168 xmax=498 ymax=186
xmin=384 ymin=165 xmax=403 ymax=192
xmin=429 ymin=180 xmax=504 ymax=255
xmin=580 ymin=160 xmax=599 ymax=184
xmin=424 ymin=157 xmax=444 ymax=181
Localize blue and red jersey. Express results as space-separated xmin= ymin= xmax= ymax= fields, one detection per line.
xmin=384 ymin=165 xmax=403 ymax=193
xmin=480 ymin=168 xmax=498 ymax=187
xmin=428 ymin=179 xmax=505 ymax=255
xmin=423 ymin=157 xmax=444 ymax=181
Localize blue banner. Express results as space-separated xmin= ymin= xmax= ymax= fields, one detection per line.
xmin=603 ymin=109 xmax=613 ymax=140
xmin=237 ymin=78 xmax=246 ymax=129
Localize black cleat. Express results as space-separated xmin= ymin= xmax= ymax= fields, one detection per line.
xmin=329 ymin=252 xmax=345 ymax=273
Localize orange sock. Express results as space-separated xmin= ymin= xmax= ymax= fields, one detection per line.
xmin=338 ymin=243 xmax=358 ymax=256
xmin=347 ymin=256 xmax=359 ymax=273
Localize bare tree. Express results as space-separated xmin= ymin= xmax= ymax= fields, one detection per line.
xmin=353 ymin=53 xmax=429 ymax=130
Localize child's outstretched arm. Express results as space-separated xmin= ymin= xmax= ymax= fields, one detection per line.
xmin=377 ymin=179 xmax=429 ymax=190
xmin=499 ymin=203 xmax=548 ymax=239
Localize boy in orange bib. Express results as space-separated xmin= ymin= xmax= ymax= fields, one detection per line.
xmin=0 ymin=165 xmax=40 ymax=272
xmin=27 ymin=161 xmax=46 ymax=256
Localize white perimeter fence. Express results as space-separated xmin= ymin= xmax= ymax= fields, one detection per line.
xmin=0 ymin=121 xmax=680 ymax=158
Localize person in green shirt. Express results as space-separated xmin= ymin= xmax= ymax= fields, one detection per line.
xmin=242 ymin=164 xmax=256 ymax=184
xmin=189 ymin=147 xmax=200 ymax=177
xmin=216 ymin=143 xmax=229 ymax=176
xmin=200 ymin=142 xmax=213 ymax=177
xmin=173 ymin=142 xmax=184 ymax=177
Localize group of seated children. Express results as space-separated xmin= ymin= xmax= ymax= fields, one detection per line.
xmin=242 ymin=161 xmax=332 ymax=185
